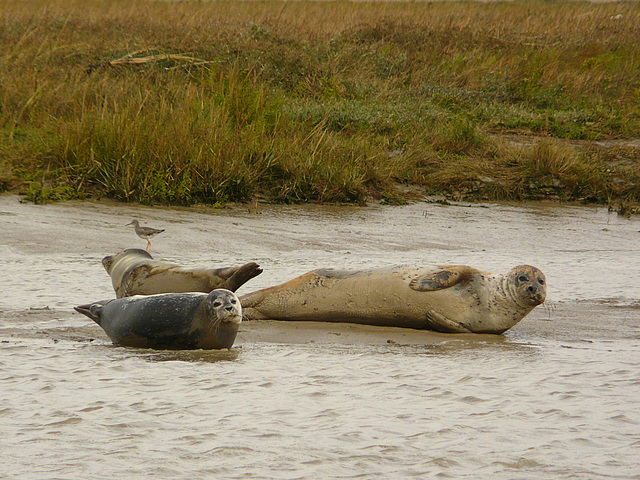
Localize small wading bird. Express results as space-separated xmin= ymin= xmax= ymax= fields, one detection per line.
xmin=126 ymin=219 xmax=164 ymax=251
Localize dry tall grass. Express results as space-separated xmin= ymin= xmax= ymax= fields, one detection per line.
xmin=1 ymin=0 xmax=639 ymax=206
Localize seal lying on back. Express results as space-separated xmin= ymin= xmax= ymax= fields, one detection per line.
xmin=103 ymin=249 xmax=262 ymax=298
xmin=240 ymin=264 xmax=546 ymax=334
xmin=74 ymin=289 xmax=242 ymax=349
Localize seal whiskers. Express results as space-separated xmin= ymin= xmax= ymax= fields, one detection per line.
xmin=205 ymin=292 xmax=242 ymax=336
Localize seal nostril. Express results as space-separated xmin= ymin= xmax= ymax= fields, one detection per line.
xmin=527 ymin=286 xmax=536 ymax=294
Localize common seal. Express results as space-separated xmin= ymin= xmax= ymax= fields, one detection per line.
xmin=74 ymin=289 xmax=242 ymax=349
xmin=240 ymin=264 xmax=546 ymax=334
xmin=103 ymin=249 xmax=262 ymax=298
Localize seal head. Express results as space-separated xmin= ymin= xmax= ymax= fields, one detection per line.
xmin=507 ymin=265 xmax=546 ymax=308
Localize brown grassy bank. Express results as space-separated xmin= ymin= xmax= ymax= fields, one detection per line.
xmin=1 ymin=0 xmax=639 ymax=209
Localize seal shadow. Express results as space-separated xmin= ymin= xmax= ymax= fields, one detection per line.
xmin=127 ymin=347 xmax=241 ymax=363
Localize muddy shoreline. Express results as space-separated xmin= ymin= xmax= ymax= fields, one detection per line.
xmin=2 ymin=192 xmax=639 ymax=343
xmin=2 ymin=193 xmax=640 ymax=479
xmin=3 ymin=300 xmax=639 ymax=350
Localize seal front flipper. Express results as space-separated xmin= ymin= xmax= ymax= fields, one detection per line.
xmin=74 ymin=300 xmax=110 ymax=325
xmin=425 ymin=310 xmax=472 ymax=333
xmin=409 ymin=266 xmax=475 ymax=292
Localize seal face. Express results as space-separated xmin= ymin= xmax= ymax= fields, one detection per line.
xmin=74 ymin=289 xmax=242 ymax=350
xmin=102 ymin=249 xmax=262 ymax=298
xmin=508 ymin=265 xmax=546 ymax=307
xmin=240 ymin=264 xmax=547 ymax=334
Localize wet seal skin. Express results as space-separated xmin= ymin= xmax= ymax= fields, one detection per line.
xmin=240 ymin=264 xmax=546 ymax=334
xmin=74 ymin=289 xmax=242 ymax=350
xmin=102 ymin=249 xmax=262 ymax=298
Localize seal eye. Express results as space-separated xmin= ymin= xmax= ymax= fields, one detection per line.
xmin=538 ymin=279 xmax=544 ymax=285
xmin=230 ymin=299 xmax=237 ymax=304
xmin=213 ymin=301 xmax=222 ymax=308
xmin=518 ymin=275 xmax=528 ymax=283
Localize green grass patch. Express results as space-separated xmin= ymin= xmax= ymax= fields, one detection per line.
xmin=1 ymin=0 xmax=639 ymax=207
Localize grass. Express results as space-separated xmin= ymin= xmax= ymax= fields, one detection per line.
xmin=0 ymin=0 xmax=639 ymax=209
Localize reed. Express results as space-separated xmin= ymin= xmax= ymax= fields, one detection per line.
xmin=1 ymin=0 xmax=638 ymax=207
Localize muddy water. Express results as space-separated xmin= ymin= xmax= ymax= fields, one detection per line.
xmin=1 ymin=194 xmax=639 ymax=479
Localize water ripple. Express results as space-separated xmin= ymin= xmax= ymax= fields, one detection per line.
xmin=2 ymin=197 xmax=640 ymax=479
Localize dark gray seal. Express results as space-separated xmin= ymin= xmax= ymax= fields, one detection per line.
xmin=74 ymin=289 xmax=242 ymax=349
xmin=102 ymin=249 xmax=262 ymax=298
xmin=240 ymin=264 xmax=546 ymax=334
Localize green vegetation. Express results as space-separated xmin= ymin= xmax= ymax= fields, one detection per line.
xmin=1 ymin=0 xmax=639 ymax=209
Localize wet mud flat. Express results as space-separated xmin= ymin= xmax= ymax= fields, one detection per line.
xmin=3 ymin=301 xmax=640 ymax=348
xmin=1 ymin=194 xmax=640 ymax=480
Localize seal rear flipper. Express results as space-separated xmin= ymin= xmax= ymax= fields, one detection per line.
xmin=74 ymin=302 xmax=106 ymax=325
xmin=222 ymin=262 xmax=263 ymax=292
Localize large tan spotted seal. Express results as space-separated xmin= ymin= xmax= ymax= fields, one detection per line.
xmin=240 ymin=264 xmax=546 ymax=334
xmin=74 ymin=289 xmax=242 ymax=349
xmin=103 ymin=249 xmax=262 ymax=298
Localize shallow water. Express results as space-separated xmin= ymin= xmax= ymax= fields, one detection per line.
xmin=1 ymin=194 xmax=639 ymax=479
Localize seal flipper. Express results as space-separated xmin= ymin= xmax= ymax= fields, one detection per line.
xmin=424 ymin=310 xmax=472 ymax=333
xmin=409 ymin=266 xmax=474 ymax=292
xmin=222 ymin=262 xmax=263 ymax=292
xmin=74 ymin=302 xmax=107 ymax=325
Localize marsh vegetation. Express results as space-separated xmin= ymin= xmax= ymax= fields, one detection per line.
xmin=1 ymin=0 xmax=639 ymax=208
